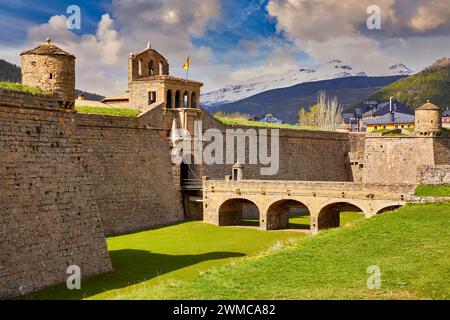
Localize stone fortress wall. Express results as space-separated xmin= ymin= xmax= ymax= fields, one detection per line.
xmin=0 ymin=91 xmax=112 ymax=298
xmin=199 ymin=111 xmax=353 ymax=182
xmin=0 ymin=89 xmax=183 ymax=298
xmin=1 ymin=41 xmax=448 ymax=298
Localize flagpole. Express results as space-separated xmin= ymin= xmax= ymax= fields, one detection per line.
xmin=185 ymin=55 xmax=189 ymax=83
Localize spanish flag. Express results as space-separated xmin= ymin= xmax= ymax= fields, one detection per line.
xmin=183 ymin=56 xmax=190 ymax=70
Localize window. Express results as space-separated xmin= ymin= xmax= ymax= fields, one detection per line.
xmin=383 ymin=125 xmax=387 ymax=129
xmin=233 ymin=169 xmax=238 ymax=181
xmin=395 ymin=125 xmax=398 ymax=129
xmin=401 ymin=125 xmax=404 ymax=129
xmin=49 ymin=73 xmax=53 ymax=79
xmin=148 ymin=91 xmax=156 ymax=105
xmin=191 ymin=92 xmax=197 ymax=108
xmin=374 ymin=126 xmax=378 ymax=130
xmin=175 ymin=91 xmax=181 ymax=108
xmin=166 ymin=90 xmax=172 ymax=108
xmin=149 ymin=60 xmax=154 ymax=76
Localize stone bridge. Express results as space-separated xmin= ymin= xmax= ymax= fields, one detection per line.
xmin=202 ymin=179 xmax=416 ymax=233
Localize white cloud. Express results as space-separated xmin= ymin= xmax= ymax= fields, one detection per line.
xmin=267 ymin=0 xmax=450 ymax=72
xmin=25 ymin=14 xmax=127 ymax=95
xmin=13 ymin=0 xmax=223 ymax=96
xmin=5 ymin=0 xmax=450 ymax=96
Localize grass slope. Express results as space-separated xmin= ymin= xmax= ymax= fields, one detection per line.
xmin=76 ymin=106 xmax=140 ymax=117
xmin=359 ymin=63 xmax=450 ymax=109
xmin=142 ymin=202 xmax=450 ymax=300
xmin=23 ymin=222 xmax=308 ymax=300
xmin=416 ymin=184 xmax=450 ymax=197
xmin=0 ymin=81 xmax=45 ymax=94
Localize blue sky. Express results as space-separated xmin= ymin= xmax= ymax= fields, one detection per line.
xmin=0 ymin=0 xmax=449 ymax=95
xmin=0 ymin=0 xmax=300 ymax=67
xmin=0 ymin=0 xmax=106 ymax=43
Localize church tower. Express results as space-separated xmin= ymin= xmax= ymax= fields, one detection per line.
xmin=128 ymin=46 xmax=205 ymax=212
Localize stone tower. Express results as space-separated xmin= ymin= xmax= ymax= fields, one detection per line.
xmin=20 ymin=39 xmax=76 ymax=109
xmin=415 ymin=101 xmax=442 ymax=136
xmin=128 ymin=46 xmax=203 ymax=136
xmin=128 ymin=46 xmax=205 ymax=197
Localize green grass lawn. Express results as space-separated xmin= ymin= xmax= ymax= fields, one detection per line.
xmin=214 ymin=116 xmax=330 ymax=131
xmin=76 ymin=106 xmax=140 ymax=117
xmin=289 ymin=212 xmax=364 ymax=229
xmin=23 ymin=222 xmax=307 ymax=300
xmin=415 ymin=184 xmax=450 ymax=197
xmin=0 ymin=81 xmax=45 ymax=94
xmin=242 ymin=212 xmax=365 ymax=229
xmin=22 ymin=204 xmax=449 ymax=300
xmin=140 ymin=202 xmax=450 ymax=300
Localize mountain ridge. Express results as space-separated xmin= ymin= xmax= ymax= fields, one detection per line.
xmin=202 ymin=60 xmax=413 ymax=107
xmin=209 ymin=76 xmax=405 ymax=124
xmin=355 ymin=57 xmax=450 ymax=110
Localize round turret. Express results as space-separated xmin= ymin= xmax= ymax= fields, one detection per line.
xmin=415 ymin=101 xmax=442 ymax=136
xmin=20 ymin=38 xmax=76 ymax=109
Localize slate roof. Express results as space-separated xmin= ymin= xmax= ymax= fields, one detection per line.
xmin=364 ymin=112 xmax=415 ymax=125
xmin=363 ymin=100 xmax=414 ymax=117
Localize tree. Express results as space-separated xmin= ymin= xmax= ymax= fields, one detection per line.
xmin=298 ymin=91 xmax=343 ymax=129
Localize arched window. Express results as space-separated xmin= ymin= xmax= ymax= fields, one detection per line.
xmin=191 ymin=92 xmax=197 ymax=108
xmin=183 ymin=91 xmax=189 ymax=108
xmin=149 ymin=60 xmax=154 ymax=76
xmin=175 ymin=91 xmax=181 ymax=108
xmin=138 ymin=60 xmax=143 ymax=76
xmin=159 ymin=62 xmax=163 ymax=75
xmin=166 ymin=90 xmax=173 ymax=108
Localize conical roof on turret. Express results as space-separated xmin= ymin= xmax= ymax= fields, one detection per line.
xmin=417 ymin=101 xmax=440 ymax=111
xmin=20 ymin=39 xmax=75 ymax=58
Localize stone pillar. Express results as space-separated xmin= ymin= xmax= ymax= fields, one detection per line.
xmin=187 ymin=92 xmax=191 ymax=108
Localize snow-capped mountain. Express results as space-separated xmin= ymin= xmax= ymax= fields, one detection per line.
xmin=201 ymin=60 xmax=413 ymax=107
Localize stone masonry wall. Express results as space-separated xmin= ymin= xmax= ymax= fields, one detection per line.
xmin=0 ymin=89 xmax=184 ymax=297
xmin=200 ymin=112 xmax=353 ymax=181
xmin=362 ymin=136 xmax=436 ymax=184
xmin=75 ymin=114 xmax=184 ymax=236
xmin=417 ymin=165 xmax=450 ymax=184
xmin=433 ymin=134 xmax=450 ymax=165
xmin=0 ymin=102 xmax=112 ymax=298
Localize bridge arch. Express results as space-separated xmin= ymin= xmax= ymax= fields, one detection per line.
xmin=264 ymin=199 xmax=311 ymax=230
xmin=218 ymin=198 xmax=261 ymax=227
xmin=375 ymin=203 xmax=404 ymax=215
xmin=316 ymin=201 xmax=365 ymax=231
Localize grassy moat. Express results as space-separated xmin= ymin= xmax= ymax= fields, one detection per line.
xmin=23 ymin=200 xmax=450 ymax=300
